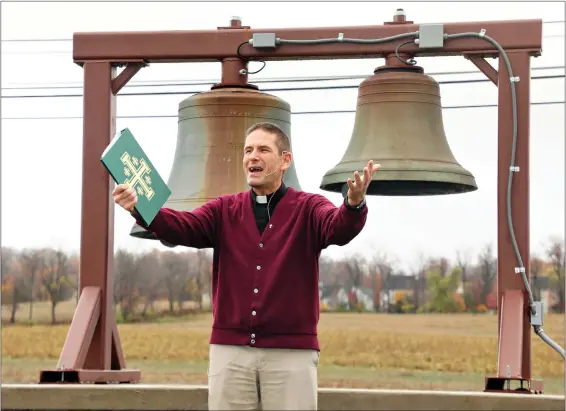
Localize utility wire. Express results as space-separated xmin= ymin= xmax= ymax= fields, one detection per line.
xmin=2 ymin=74 xmax=563 ymax=99
xmin=2 ymin=65 xmax=564 ymax=91
xmin=3 ymin=101 xmax=563 ymax=121
xmin=2 ymin=20 xmax=563 ymax=42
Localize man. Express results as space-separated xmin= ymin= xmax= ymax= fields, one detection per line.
xmin=113 ymin=122 xmax=380 ymax=410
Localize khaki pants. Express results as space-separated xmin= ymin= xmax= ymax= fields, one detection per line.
xmin=207 ymin=344 xmax=319 ymax=410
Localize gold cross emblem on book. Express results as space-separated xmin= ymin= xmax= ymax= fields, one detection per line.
xmin=121 ymin=152 xmax=155 ymax=201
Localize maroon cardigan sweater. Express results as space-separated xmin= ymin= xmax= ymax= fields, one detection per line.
xmin=134 ymin=187 xmax=368 ymax=351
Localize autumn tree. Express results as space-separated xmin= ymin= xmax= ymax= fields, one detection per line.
xmin=425 ymin=266 xmax=464 ymax=313
xmin=2 ymin=247 xmax=28 ymax=324
xmin=371 ymin=251 xmax=396 ymax=312
xmin=428 ymin=257 xmax=450 ymax=278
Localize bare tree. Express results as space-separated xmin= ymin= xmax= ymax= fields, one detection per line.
xmin=546 ymin=236 xmax=565 ymax=312
xmin=428 ymin=257 xmax=450 ymax=278
xmin=39 ymin=248 xmax=75 ymax=324
xmin=343 ymin=253 xmax=366 ymax=290
xmin=161 ymin=251 xmax=190 ymax=313
xmin=319 ymin=255 xmax=341 ymax=287
xmin=114 ymin=249 xmax=141 ymax=321
xmin=477 ymin=243 xmax=497 ymax=306
xmin=194 ymin=249 xmax=212 ymax=310
xmin=136 ymin=249 xmax=162 ymax=317
xmin=411 ymin=252 xmax=429 ymax=313
xmin=20 ymin=248 xmax=44 ymax=321
xmin=530 ymin=254 xmax=545 ymax=301
xmin=371 ymin=251 xmax=396 ymax=312
xmin=455 ymin=249 xmax=473 ymax=310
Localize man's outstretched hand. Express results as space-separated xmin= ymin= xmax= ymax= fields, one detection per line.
xmin=346 ymin=160 xmax=381 ymax=206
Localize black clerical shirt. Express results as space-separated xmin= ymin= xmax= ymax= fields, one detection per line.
xmin=250 ymin=183 xmax=288 ymax=234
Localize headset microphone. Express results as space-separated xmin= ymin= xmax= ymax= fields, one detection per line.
xmin=264 ymin=160 xmax=285 ymax=178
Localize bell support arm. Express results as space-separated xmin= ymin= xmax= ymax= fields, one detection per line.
xmin=72 ymin=19 xmax=542 ymax=63
xmin=111 ymin=61 xmax=147 ymax=94
xmin=464 ymin=55 xmax=498 ymax=86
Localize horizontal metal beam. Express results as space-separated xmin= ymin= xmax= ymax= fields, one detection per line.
xmin=73 ymin=19 xmax=543 ymax=63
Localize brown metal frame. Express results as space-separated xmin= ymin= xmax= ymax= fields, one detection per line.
xmin=40 ymin=12 xmax=543 ymax=392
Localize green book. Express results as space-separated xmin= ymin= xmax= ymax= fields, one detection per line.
xmin=101 ymin=128 xmax=171 ymax=226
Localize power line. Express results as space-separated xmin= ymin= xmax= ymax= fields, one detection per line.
xmin=2 ymin=20 xmax=564 ymax=42
xmin=2 ymin=65 xmax=564 ymax=92
xmin=2 ymin=74 xmax=562 ymax=99
xmin=2 ymin=101 xmax=563 ymax=121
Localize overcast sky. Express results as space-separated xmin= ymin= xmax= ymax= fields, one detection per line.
xmin=2 ymin=1 xmax=564 ymax=272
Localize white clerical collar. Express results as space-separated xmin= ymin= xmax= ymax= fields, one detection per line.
xmin=256 ymin=196 xmax=268 ymax=204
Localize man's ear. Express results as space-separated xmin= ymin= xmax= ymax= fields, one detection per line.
xmin=282 ymin=151 xmax=292 ymax=170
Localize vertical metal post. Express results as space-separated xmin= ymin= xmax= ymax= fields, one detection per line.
xmin=40 ymin=61 xmax=143 ymax=383
xmin=485 ymin=51 xmax=541 ymax=393
xmin=79 ymin=61 xmax=117 ymax=369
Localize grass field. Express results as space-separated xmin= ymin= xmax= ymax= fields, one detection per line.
xmin=2 ymin=301 xmax=565 ymax=394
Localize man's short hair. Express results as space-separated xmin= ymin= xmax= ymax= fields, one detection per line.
xmin=245 ymin=122 xmax=291 ymax=154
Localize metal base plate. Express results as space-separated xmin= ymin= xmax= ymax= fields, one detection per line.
xmin=39 ymin=369 xmax=141 ymax=384
xmin=484 ymin=376 xmax=543 ymax=394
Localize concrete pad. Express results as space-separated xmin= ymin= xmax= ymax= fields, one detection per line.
xmin=1 ymin=384 xmax=564 ymax=410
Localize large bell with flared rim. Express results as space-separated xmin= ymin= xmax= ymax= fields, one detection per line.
xmin=319 ymin=65 xmax=477 ymax=196
xmin=130 ymin=85 xmax=302 ymax=245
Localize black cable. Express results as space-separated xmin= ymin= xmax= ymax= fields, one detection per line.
xmin=395 ymin=40 xmax=418 ymax=66
xmin=236 ymin=41 xmax=266 ymax=75
xmin=2 ymin=100 xmax=562 ymax=121
xmin=2 ymin=74 xmax=562 ymax=99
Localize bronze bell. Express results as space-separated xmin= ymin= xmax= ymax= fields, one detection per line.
xmin=320 ymin=65 xmax=477 ymax=196
xmin=130 ymin=85 xmax=302 ymax=243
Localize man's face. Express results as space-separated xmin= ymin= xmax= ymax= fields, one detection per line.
xmin=242 ymin=129 xmax=289 ymax=188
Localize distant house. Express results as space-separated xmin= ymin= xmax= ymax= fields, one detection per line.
xmin=319 ymin=282 xmax=375 ymax=311
xmin=379 ymin=274 xmax=418 ymax=312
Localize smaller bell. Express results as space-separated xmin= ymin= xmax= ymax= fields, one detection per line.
xmin=320 ymin=65 xmax=477 ymax=196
